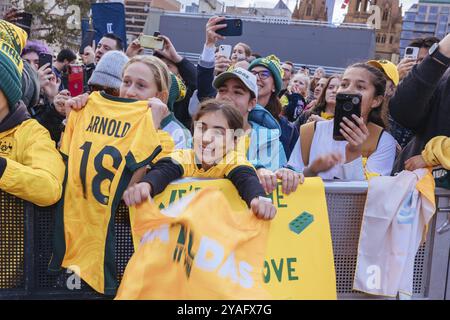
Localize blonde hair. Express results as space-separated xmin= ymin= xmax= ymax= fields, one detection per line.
xmin=122 ymin=55 xmax=171 ymax=103
xmin=289 ymin=73 xmax=311 ymax=95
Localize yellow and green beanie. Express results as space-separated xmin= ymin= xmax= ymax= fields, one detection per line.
xmin=167 ymin=73 xmax=187 ymax=111
xmin=248 ymin=54 xmax=284 ymax=95
xmin=0 ymin=20 xmax=28 ymax=108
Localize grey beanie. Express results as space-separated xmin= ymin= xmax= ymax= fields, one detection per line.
xmin=88 ymin=50 xmax=129 ymax=90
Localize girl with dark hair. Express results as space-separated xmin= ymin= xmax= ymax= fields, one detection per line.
xmin=287 ymin=63 xmax=397 ymax=180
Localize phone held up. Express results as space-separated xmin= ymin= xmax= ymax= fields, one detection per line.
xmin=14 ymin=12 xmax=32 ymax=36
xmin=139 ymin=32 xmax=164 ymax=50
xmin=218 ymin=45 xmax=232 ymax=59
xmin=404 ymin=47 xmax=419 ymax=60
xmin=333 ymin=93 xmax=362 ymax=141
xmin=216 ymin=19 xmax=243 ymax=37
xmin=38 ymin=52 xmax=53 ymax=70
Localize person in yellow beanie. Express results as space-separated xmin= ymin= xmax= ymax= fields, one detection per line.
xmin=0 ymin=20 xmax=65 ymax=207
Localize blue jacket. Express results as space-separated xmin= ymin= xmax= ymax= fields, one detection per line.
xmin=248 ymin=121 xmax=287 ymax=171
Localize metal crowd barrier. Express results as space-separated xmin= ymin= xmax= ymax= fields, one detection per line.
xmin=0 ymin=182 xmax=449 ymax=300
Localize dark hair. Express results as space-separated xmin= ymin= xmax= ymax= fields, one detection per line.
xmin=89 ymin=86 xmax=120 ymax=97
xmin=310 ymin=74 xmax=342 ymax=117
xmin=266 ymin=92 xmax=283 ymax=121
xmin=102 ymin=33 xmax=124 ymax=51
xmin=56 ymin=49 xmax=77 ymax=63
xmin=194 ymin=99 xmax=244 ymax=131
xmin=347 ymin=63 xmax=388 ymax=128
xmin=408 ymin=36 xmax=440 ymax=49
xmin=283 ymin=61 xmax=295 ymax=74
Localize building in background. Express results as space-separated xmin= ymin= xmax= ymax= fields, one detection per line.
xmin=0 ymin=0 xmax=9 ymax=18
xmin=292 ymin=0 xmax=329 ymax=22
xmin=198 ymin=0 xmax=225 ymax=14
xmin=125 ymin=0 xmax=181 ymax=39
xmin=400 ymin=0 xmax=450 ymax=58
xmin=344 ymin=0 xmax=403 ymax=62
xmin=185 ymin=2 xmax=199 ymax=13
xmin=226 ymin=0 xmax=292 ymax=18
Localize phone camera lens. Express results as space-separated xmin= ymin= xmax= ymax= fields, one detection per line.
xmin=343 ymin=102 xmax=353 ymax=112
xmin=352 ymin=97 xmax=360 ymax=105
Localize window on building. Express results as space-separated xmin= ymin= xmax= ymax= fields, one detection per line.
xmin=442 ymin=7 xmax=450 ymax=14
xmin=390 ymin=36 xmax=394 ymax=44
xmin=376 ymin=34 xmax=380 ymax=43
xmin=418 ymin=5 xmax=428 ymax=14
xmin=306 ymin=4 xmax=312 ymax=16
xmin=356 ymin=0 xmax=362 ymax=12
xmin=383 ymin=9 xmax=389 ymax=21
xmin=381 ymin=34 xmax=386 ymax=43
xmin=403 ymin=22 xmax=415 ymax=30
xmin=430 ymin=7 xmax=438 ymax=15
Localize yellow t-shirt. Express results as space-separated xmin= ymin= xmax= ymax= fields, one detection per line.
xmin=49 ymin=91 xmax=162 ymax=295
xmin=422 ymin=136 xmax=450 ymax=170
xmin=168 ymin=149 xmax=254 ymax=178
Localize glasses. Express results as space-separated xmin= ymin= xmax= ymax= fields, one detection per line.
xmin=251 ymin=70 xmax=271 ymax=80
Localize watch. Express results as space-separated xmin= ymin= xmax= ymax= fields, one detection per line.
xmin=429 ymin=43 xmax=450 ymax=67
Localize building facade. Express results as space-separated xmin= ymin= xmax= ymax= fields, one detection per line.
xmin=124 ymin=0 xmax=181 ymax=39
xmin=225 ymin=0 xmax=292 ymax=18
xmin=400 ymin=0 xmax=450 ymax=58
xmin=344 ymin=0 xmax=403 ymax=62
xmin=292 ymin=0 xmax=328 ymax=22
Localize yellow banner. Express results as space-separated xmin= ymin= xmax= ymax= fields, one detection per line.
xmin=128 ymin=177 xmax=336 ymax=300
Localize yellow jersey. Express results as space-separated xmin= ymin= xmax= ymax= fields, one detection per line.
xmin=49 ymin=91 xmax=162 ymax=295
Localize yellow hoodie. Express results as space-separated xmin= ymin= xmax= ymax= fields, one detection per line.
xmin=0 ymin=119 xmax=65 ymax=206
xmin=422 ymin=136 xmax=450 ymax=170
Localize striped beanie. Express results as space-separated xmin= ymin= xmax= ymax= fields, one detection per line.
xmin=0 ymin=20 xmax=28 ymax=109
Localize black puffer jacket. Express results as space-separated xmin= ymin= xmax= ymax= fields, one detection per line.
xmin=389 ymin=55 xmax=450 ymax=174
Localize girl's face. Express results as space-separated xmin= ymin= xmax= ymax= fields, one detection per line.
xmin=231 ymin=45 xmax=246 ymax=62
xmin=337 ymin=67 xmax=383 ymax=121
xmin=290 ymin=75 xmax=308 ymax=96
xmin=251 ymin=66 xmax=275 ymax=99
xmin=22 ymin=51 xmax=39 ymax=71
xmin=314 ymin=78 xmax=328 ymax=99
xmin=325 ymin=77 xmax=341 ymax=107
xmin=193 ymin=111 xmax=236 ymax=166
xmin=120 ymin=62 xmax=161 ymax=101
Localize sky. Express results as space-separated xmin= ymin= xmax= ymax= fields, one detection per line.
xmin=180 ymin=0 xmax=419 ymax=23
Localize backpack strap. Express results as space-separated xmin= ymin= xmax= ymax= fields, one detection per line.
xmin=300 ymin=121 xmax=317 ymax=167
xmin=362 ymin=122 xmax=384 ymax=158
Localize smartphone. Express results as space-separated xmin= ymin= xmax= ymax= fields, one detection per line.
xmin=216 ymin=19 xmax=243 ymax=37
xmin=404 ymin=47 xmax=419 ymax=60
xmin=333 ymin=93 xmax=362 ymax=141
xmin=39 ymin=52 xmax=53 ymax=69
xmin=139 ymin=35 xmax=164 ymax=50
xmin=80 ymin=30 xmax=97 ymax=54
xmin=218 ymin=44 xmax=232 ymax=59
xmin=67 ymin=65 xmax=84 ymax=97
xmin=14 ymin=12 xmax=32 ymax=36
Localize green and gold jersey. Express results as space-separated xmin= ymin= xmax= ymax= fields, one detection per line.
xmin=49 ymin=91 xmax=161 ymax=295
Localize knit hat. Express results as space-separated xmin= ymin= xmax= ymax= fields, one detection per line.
xmin=248 ymin=54 xmax=284 ymax=95
xmin=88 ymin=50 xmax=129 ymax=90
xmin=0 ymin=20 xmax=28 ymax=109
xmin=367 ymin=60 xmax=400 ymax=86
xmin=167 ymin=72 xmax=187 ymax=111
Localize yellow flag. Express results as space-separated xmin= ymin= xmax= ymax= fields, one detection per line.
xmin=116 ymin=188 xmax=271 ymax=300
xmin=125 ymin=177 xmax=336 ymax=300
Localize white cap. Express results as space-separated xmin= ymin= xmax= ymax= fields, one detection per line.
xmin=213 ymin=67 xmax=258 ymax=99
